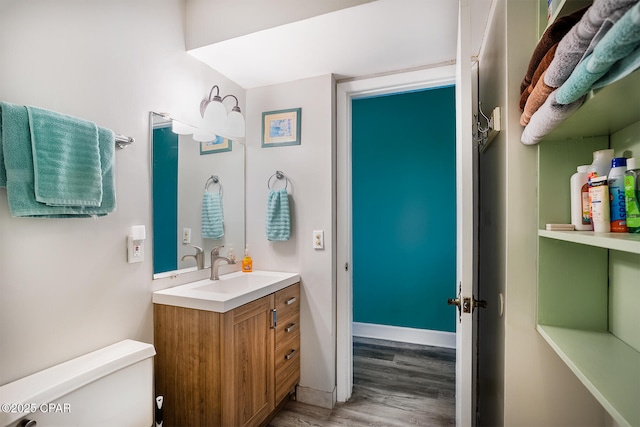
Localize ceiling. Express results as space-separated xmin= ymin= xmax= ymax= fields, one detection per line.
xmin=189 ymin=0 xmax=493 ymax=89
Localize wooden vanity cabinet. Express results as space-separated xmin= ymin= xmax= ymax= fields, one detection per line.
xmin=274 ymin=283 xmax=301 ymax=404
xmin=153 ymin=282 xmax=301 ymax=427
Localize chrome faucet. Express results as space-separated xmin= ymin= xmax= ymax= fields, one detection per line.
xmin=181 ymin=245 xmax=204 ymax=270
xmin=210 ymin=245 xmax=235 ymax=280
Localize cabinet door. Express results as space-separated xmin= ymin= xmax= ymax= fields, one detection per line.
xmin=221 ymin=294 xmax=275 ymax=427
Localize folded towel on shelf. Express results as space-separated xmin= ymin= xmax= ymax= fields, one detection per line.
xmin=556 ymin=2 xmax=640 ymax=104
xmin=520 ymin=44 xmax=559 ymax=111
xmin=27 ymin=105 xmax=103 ymax=207
xmin=545 ymin=0 xmax=638 ymax=89
xmin=521 ymin=90 xmax=586 ymax=146
xmin=521 ymin=70 xmax=555 ymax=126
xmin=0 ymin=101 xmax=116 ymax=218
xmin=202 ymin=191 xmax=224 ymax=239
xmin=592 ymin=44 xmax=640 ymax=89
xmin=520 ymin=6 xmax=588 ymax=95
xmin=266 ymin=188 xmax=290 ymax=241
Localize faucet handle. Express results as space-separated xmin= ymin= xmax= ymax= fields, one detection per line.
xmin=211 ymin=245 xmax=224 ymax=255
xmin=188 ymin=244 xmax=204 ymax=254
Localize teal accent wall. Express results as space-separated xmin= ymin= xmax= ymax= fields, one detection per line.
xmin=152 ymin=126 xmax=178 ymax=274
xmin=352 ymin=86 xmax=456 ymax=333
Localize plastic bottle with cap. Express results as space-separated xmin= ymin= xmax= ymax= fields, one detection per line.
xmin=571 ymin=165 xmax=591 ymax=230
xmin=608 ymin=157 xmax=627 ymax=232
xmin=624 ymin=157 xmax=640 ymax=233
xmin=588 ymin=149 xmax=614 ymax=228
xmin=241 ymin=244 xmax=253 ymax=272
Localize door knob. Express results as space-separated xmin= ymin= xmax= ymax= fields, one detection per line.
xmin=447 ymin=297 xmax=460 ymax=307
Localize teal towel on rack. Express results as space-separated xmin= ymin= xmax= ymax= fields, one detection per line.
xmin=556 ymin=3 xmax=640 ymax=104
xmin=27 ymin=105 xmax=103 ymax=206
xmin=266 ymin=188 xmax=290 ymax=241
xmin=0 ymin=109 xmax=6 ymax=188
xmin=0 ymin=101 xmax=116 ymax=217
xmin=202 ymin=191 xmax=224 ymax=239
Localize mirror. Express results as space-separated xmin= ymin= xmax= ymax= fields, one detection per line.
xmin=150 ymin=112 xmax=245 ymax=278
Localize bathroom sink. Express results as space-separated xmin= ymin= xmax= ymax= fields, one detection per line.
xmin=152 ymin=270 xmax=300 ymax=313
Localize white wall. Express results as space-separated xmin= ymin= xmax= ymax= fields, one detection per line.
xmin=185 ymin=0 xmax=374 ymax=50
xmin=0 ymin=0 xmax=244 ymax=385
xmin=245 ymin=75 xmax=336 ymax=405
xmin=478 ymin=1 xmax=605 ymax=425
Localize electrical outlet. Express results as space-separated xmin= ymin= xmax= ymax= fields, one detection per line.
xmin=127 ymin=235 xmax=145 ymax=263
xmin=313 ymin=230 xmax=324 ymax=250
xmin=183 ymin=227 xmax=192 ymax=244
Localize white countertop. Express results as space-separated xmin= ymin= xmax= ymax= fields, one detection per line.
xmin=152 ymin=270 xmax=300 ymax=313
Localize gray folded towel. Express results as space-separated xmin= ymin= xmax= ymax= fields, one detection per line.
xmin=545 ymin=0 xmax=638 ymax=88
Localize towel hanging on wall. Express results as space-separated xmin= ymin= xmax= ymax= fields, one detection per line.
xmin=0 ymin=101 xmax=116 ymax=217
xmin=266 ymin=187 xmax=290 ymax=241
xmin=202 ymin=190 xmax=224 ymax=239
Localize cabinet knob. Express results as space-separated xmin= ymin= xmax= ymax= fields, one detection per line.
xmin=284 ymin=349 xmax=297 ymax=360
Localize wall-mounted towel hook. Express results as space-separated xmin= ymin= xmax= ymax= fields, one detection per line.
xmin=205 ymin=175 xmax=222 ymax=195
xmin=475 ymin=102 xmax=501 ymax=153
xmin=267 ymin=170 xmax=289 ymax=190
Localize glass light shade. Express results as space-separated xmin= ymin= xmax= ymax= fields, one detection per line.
xmin=192 ymin=130 xmax=217 ymax=142
xmin=226 ymin=109 xmax=245 ymax=138
xmin=171 ymin=120 xmax=195 ymax=135
xmin=203 ymin=99 xmax=228 ymax=132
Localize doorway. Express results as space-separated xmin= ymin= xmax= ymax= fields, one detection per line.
xmin=336 ymin=66 xmax=458 ymax=402
xmin=350 ymin=86 xmax=457 ymax=341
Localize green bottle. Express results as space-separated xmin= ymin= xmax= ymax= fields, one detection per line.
xmin=624 ymin=158 xmax=640 ymax=233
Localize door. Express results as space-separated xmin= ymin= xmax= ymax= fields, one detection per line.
xmin=452 ymin=0 xmax=479 ymax=425
xmin=337 ymin=65 xmax=479 ymax=423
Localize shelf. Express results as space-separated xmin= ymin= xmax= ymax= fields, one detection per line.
xmin=537 ymin=325 xmax=640 ymax=427
xmin=543 ymin=69 xmax=640 ymax=141
xmin=539 ymin=230 xmax=640 ymax=254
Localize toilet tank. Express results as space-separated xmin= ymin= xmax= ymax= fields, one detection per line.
xmin=0 ymin=339 xmax=156 ymax=427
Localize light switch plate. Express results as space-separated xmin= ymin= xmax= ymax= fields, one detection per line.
xmin=313 ymin=230 xmax=324 ymax=249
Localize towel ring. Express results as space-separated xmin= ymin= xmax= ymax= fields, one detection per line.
xmin=267 ymin=170 xmax=289 ymax=190
xmin=205 ymin=175 xmax=222 ymax=195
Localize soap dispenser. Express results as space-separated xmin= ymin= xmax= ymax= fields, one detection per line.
xmin=242 ymin=245 xmax=253 ymax=273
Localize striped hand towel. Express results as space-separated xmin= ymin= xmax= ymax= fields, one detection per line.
xmin=202 ymin=191 xmax=224 ymax=239
xmin=0 ymin=109 xmax=6 ymax=187
xmin=27 ymin=105 xmax=102 ymax=207
xmin=0 ymin=101 xmax=116 ymax=217
xmin=266 ymin=188 xmax=290 ymax=241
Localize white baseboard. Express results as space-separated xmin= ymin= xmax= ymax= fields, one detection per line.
xmin=352 ymin=322 xmax=456 ymax=349
xmin=295 ymin=385 xmax=336 ymax=409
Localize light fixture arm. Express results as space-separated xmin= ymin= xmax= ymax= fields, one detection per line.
xmin=200 ymin=85 xmax=224 ymax=118
xmin=222 ymin=94 xmax=241 ymax=112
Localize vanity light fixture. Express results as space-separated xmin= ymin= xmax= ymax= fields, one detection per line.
xmin=200 ymin=85 xmax=245 ymax=139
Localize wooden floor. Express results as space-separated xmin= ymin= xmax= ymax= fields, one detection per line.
xmin=268 ymin=336 xmax=455 ymax=427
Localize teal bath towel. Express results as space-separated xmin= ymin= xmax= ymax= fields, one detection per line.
xmin=0 ymin=110 xmax=6 ymax=187
xmin=202 ymin=191 xmax=224 ymax=239
xmin=0 ymin=101 xmax=116 ymax=217
xmin=27 ymin=105 xmax=103 ymax=206
xmin=266 ymin=188 xmax=290 ymax=241
xmin=556 ymin=3 xmax=640 ymax=104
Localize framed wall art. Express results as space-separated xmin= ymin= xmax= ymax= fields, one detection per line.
xmin=262 ymin=108 xmax=301 ymax=147
xmin=200 ymin=136 xmax=232 ymax=155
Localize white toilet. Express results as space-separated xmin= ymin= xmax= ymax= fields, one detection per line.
xmin=0 ymin=339 xmax=156 ymax=427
